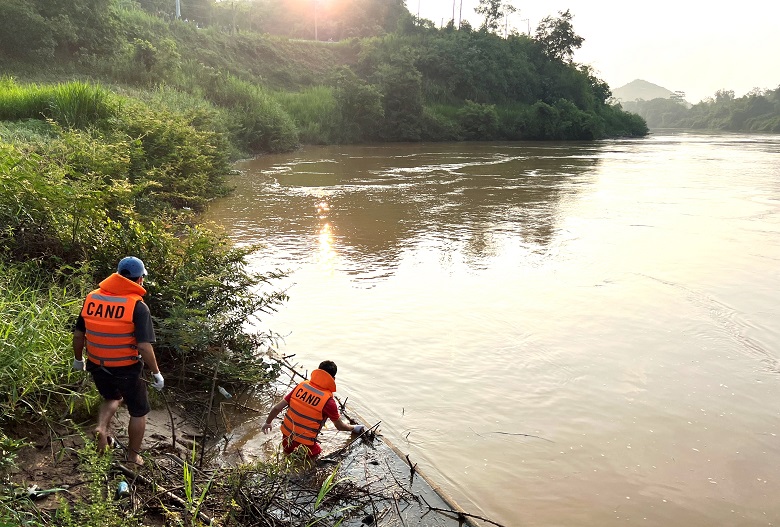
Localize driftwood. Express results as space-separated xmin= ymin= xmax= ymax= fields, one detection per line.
xmin=420 ymin=495 xmax=507 ymax=527
xmin=113 ymin=461 xmax=214 ymax=525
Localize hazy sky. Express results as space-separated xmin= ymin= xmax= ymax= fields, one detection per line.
xmin=413 ymin=1 xmax=780 ymax=102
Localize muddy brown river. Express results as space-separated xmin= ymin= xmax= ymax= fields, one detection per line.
xmin=204 ymin=132 xmax=780 ymax=526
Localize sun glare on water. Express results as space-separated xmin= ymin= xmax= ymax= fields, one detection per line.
xmin=316 ymin=200 xmax=337 ymax=268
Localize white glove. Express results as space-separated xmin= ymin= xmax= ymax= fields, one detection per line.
xmin=72 ymin=359 xmax=85 ymax=371
xmin=352 ymin=424 xmax=365 ymax=434
xmin=151 ymin=372 xmax=164 ymax=391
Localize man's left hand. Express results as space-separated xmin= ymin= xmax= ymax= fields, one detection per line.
xmin=151 ymin=372 xmax=164 ymax=391
xmin=72 ymin=359 xmax=85 ymax=371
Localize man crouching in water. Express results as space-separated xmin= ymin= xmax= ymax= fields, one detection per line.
xmin=262 ymin=360 xmax=364 ymax=457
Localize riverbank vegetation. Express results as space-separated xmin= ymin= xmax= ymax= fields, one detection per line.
xmin=0 ymin=78 xmax=290 ymax=525
xmin=1 ymin=0 xmax=643 ymax=524
xmin=619 ymin=87 xmax=780 ymax=131
xmin=0 ymin=0 xmax=647 ymax=147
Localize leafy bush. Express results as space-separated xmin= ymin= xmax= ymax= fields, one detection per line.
xmin=457 ymin=100 xmax=499 ymax=140
xmin=0 ymin=97 xmax=286 ymax=393
xmin=419 ymin=105 xmax=462 ymax=141
xmin=373 ymin=51 xmax=423 ymax=141
xmin=112 ymin=99 xmax=232 ymax=211
xmin=329 ymin=66 xmax=384 ymax=143
xmin=82 ymin=218 xmax=288 ymax=382
xmin=0 ymin=0 xmax=57 ymax=61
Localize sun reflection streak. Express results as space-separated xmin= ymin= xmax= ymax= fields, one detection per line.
xmin=317 ymin=222 xmax=337 ymax=267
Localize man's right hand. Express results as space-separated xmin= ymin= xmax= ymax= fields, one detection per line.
xmin=262 ymin=422 xmax=273 ymax=434
xmin=72 ymin=359 xmax=85 ymax=371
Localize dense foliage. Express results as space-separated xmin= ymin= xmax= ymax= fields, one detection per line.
xmin=0 ymin=78 xmax=286 ymax=429
xmin=0 ymin=0 xmax=647 ymax=144
xmin=620 ymin=87 xmax=780 ymax=131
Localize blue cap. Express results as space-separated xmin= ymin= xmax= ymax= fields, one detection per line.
xmin=117 ymin=256 xmax=147 ymax=279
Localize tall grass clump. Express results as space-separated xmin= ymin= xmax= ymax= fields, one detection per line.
xmin=47 ymin=82 xmax=116 ymax=129
xmin=273 ymin=86 xmax=336 ymax=144
xmin=197 ymin=71 xmax=299 ymax=153
xmin=0 ymin=262 xmax=86 ymax=420
xmin=0 ymin=78 xmax=116 ymax=129
xmin=0 ymin=77 xmax=48 ymax=120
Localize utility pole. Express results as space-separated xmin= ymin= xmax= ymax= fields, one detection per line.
xmin=314 ymin=0 xmax=318 ymax=40
xmin=175 ymin=0 xmax=180 ymax=19
xmin=452 ymin=0 xmax=455 ymax=25
xmin=522 ymin=18 xmax=530 ymax=35
xmin=458 ymin=0 xmax=463 ymax=28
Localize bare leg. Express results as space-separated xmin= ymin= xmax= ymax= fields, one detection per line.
xmin=127 ymin=415 xmax=146 ymax=465
xmin=94 ymin=398 xmax=122 ymax=452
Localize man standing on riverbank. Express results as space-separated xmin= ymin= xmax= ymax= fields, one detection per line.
xmin=72 ymin=256 xmax=164 ymax=466
xmin=262 ymin=360 xmax=364 ymax=457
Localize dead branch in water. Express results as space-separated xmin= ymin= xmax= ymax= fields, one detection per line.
xmin=469 ymin=426 xmax=554 ymax=443
xmin=420 ymin=495 xmax=507 ymax=527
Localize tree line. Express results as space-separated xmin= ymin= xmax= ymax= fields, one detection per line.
xmin=0 ymin=0 xmax=647 ymax=146
xmin=620 ymin=87 xmax=780 ymax=132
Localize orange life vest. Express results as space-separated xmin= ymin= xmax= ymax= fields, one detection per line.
xmin=81 ymin=273 xmax=146 ymax=368
xmin=281 ymin=369 xmax=336 ymax=446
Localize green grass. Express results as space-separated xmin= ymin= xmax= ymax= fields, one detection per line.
xmin=273 ymin=86 xmax=336 ymax=144
xmin=0 ymin=77 xmax=116 ymax=128
xmin=0 ymin=77 xmax=48 ymax=120
xmin=0 ymin=262 xmax=86 ymax=418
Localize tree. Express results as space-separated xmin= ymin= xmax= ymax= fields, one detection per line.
xmin=374 ymin=50 xmax=424 ymax=141
xmin=475 ymin=0 xmax=516 ymax=34
xmin=0 ymin=0 xmax=57 ymax=60
xmin=714 ymin=89 xmax=735 ymax=103
xmin=534 ymin=9 xmax=583 ymax=62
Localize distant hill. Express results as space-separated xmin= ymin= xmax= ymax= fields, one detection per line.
xmin=612 ymin=79 xmax=677 ymax=102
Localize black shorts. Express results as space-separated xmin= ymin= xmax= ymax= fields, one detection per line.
xmin=86 ymin=361 xmax=150 ymax=418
